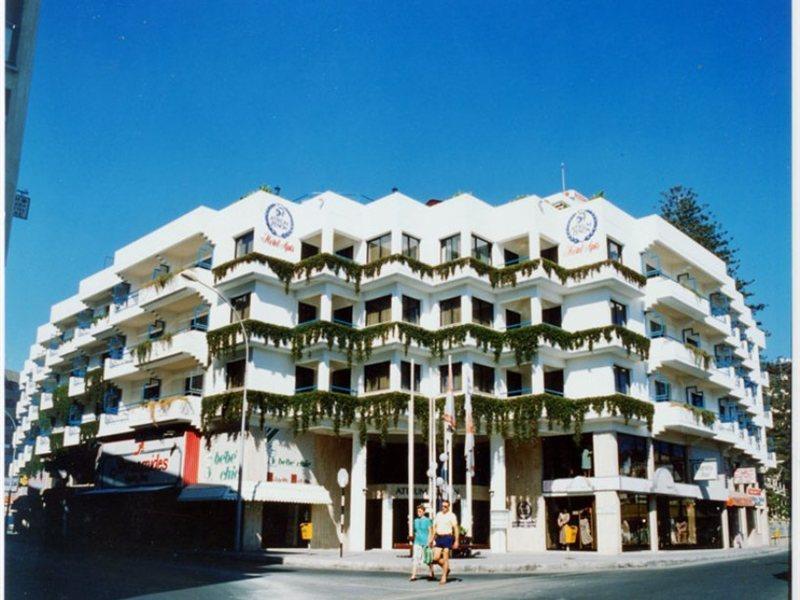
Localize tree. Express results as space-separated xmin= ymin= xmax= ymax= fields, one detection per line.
xmin=658 ymin=186 xmax=764 ymax=316
xmin=764 ymin=359 xmax=791 ymax=520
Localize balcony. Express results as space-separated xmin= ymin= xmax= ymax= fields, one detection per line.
xmin=108 ymin=291 xmax=144 ymax=326
xmin=45 ymin=348 xmax=63 ymax=368
xmin=68 ymin=375 xmax=86 ymax=397
xmin=645 ymin=276 xmax=710 ymax=322
xmin=762 ymin=411 xmax=774 ymax=429
xmin=97 ymin=410 xmax=133 ymax=438
xmin=715 ymin=421 xmax=738 ymax=446
xmin=653 ymin=402 xmax=716 ymax=438
xmin=35 ymin=435 xmax=51 ymax=456
xmin=63 ymin=425 xmax=81 ymax=447
xmin=104 ymin=350 xmax=139 ymax=381
xmin=40 ymin=392 xmax=53 ymax=410
xmin=138 ymin=265 xmax=214 ymax=311
xmin=133 ymin=328 xmax=207 ymax=370
xmin=127 ymin=395 xmax=202 ymax=429
xmin=648 ymin=336 xmax=711 ymax=379
xmin=707 ymin=365 xmax=736 ymax=393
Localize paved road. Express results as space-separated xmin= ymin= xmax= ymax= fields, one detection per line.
xmin=5 ymin=538 xmax=789 ymax=600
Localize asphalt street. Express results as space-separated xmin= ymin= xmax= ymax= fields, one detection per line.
xmin=4 ymin=538 xmax=789 ymax=600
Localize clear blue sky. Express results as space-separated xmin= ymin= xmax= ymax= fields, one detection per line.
xmin=6 ymin=0 xmax=791 ymax=370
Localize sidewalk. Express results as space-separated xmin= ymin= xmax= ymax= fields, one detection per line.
xmin=199 ymin=544 xmax=787 ymax=575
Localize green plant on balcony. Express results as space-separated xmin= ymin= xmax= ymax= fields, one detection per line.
xmin=684 ymin=404 xmax=717 ymax=427
xmin=134 ymin=332 xmax=173 ymax=363
xmin=684 ymin=344 xmax=712 ymax=370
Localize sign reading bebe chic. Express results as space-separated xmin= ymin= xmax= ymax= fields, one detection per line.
xmin=267 ymin=429 xmax=314 ymax=484
xmin=263 ymin=202 xmax=296 ymax=254
xmin=565 ymin=208 xmax=600 ymax=256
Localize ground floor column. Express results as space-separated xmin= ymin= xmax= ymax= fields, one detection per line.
xmin=595 ymin=491 xmax=622 ymax=555
xmin=489 ymin=434 xmax=508 ymax=553
xmin=349 ymin=433 xmax=367 ymax=551
xmin=721 ymin=505 xmax=730 ymax=549
xmin=243 ymin=503 xmax=263 ymax=551
xmin=737 ymin=506 xmax=747 ymax=547
xmin=381 ymin=490 xmax=393 ymax=550
xmin=648 ymin=496 xmax=659 ymax=551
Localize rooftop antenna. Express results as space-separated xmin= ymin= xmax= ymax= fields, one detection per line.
xmin=560 ymin=162 xmax=567 ymax=196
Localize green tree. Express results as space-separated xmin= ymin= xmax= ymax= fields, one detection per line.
xmin=658 ymin=186 xmax=764 ymax=315
xmin=764 ymin=359 xmax=791 ymax=520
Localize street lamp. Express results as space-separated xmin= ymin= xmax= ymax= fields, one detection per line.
xmin=180 ymin=271 xmax=250 ymax=552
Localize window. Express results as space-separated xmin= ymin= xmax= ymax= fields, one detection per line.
xmin=648 ymin=316 xmax=665 ymax=338
xmin=614 ymin=365 xmax=631 ymax=394
xmin=504 ymin=249 xmax=521 ymax=266
xmin=331 ymin=368 xmax=352 ymax=394
xmin=301 ymin=242 xmax=319 ymax=259
xmin=540 ymin=245 xmax=559 ymax=264
xmin=653 ymin=441 xmax=687 ymax=482
xmin=439 ymin=362 xmax=462 ymax=392
xmin=620 ymin=493 xmax=650 ymax=550
xmin=542 ymin=434 xmax=594 ymax=479
xmin=440 ymin=297 xmax=461 ymax=326
xmin=295 ymin=366 xmax=316 ymax=392
xmin=142 ymin=378 xmax=161 ymax=401
xmin=507 ymin=371 xmax=524 ymax=396
xmin=472 ymin=298 xmax=494 ymax=327
xmin=542 ymin=306 xmax=562 ymax=328
xmin=401 ymin=361 xmax=421 ymax=392
xmin=471 ymin=235 xmax=492 ymax=265
xmin=544 ymin=370 xmax=564 ymax=396
xmin=440 ymin=234 xmax=461 ymax=262
xmin=367 ymin=233 xmax=391 ymax=262
xmin=687 ymin=387 xmax=704 ymax=408
xmin=231 ymin=293 xmax=251 ymax=321
xmin=225 ymin=360 xmax=246 ymax=389
xmin=332 ymin=305 xmax=353 ymax=327
xmin=234 ymin=230 xmax=254 ymax=258
xmin=402 ymin=295 xmax=421 ymax=324
xmin=611 ymin=300 xmax=628 ymax=327
xmin=67 ymin=403 xmax=83 ymax=426
xmin=473 ymin=363 xmax=495 ymax=394
xmin=184 ymin=374 xmax=204 ymax=396
xmin=654 ymin=380 xmax=671 ymax=402
xmin=402 ymin=234 xmax=420 ymax=260
xmin=102 ymin=387 xmax=121 ymax=414
xmin=618 ymin=434 xmax=648 ymax=478
xmin=298 ymin=302 xmax=317 ymax=324
xmin=365 ymin=295 xmax=391 ymax=325
xmin=335 ymin=245 xmax=354 ymax=260
xmin=365 ymin=362 xmax=390 ymax=392
xmin=607 ymin=238 xmax=623 ymax=262
xmin=505 ymin=309 xmax=523 ymax=330
xmin=191 ymin=308 xmax=209 ymax=331
xmin=147 ymin=319 xmax=165 ymax=340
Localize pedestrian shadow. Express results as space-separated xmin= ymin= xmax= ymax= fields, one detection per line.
xmin=772 ymin=570 xmax=789 ymax=581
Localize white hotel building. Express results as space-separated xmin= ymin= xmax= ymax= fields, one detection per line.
xmin=10 ymin=188 xmax=774 ymax=554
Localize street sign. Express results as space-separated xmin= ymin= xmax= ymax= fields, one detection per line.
xmin=12 ymin=190 xmax=30 ymax=219
xmin=337 ymin=468 xmax=349 ymax=489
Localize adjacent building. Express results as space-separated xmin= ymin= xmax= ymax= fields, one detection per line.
xmin=9 ymin=188 xmax=774 ymax=553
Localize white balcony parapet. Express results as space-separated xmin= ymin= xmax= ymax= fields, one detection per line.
xmin=63 ymin=425 xmax=81 ymax=447
xmin=648 ymin=336 xmax=712 ymax=379
xmin=132 ymin=326 xmax=207 ymax=369
xmin=645 ymin=275 xmax=710 ymax=321
xmin=653 ymin=401 xmax=716 ymax=438
xmin=127 ymin=395 xmax=202 ymax=429
xmin=137 ymin=264 xmax=215 ymax=310
xmin=68 ymin=375 xmax=86 ymax=397
xmin=34 ymin=435 xmax=51 ymax=456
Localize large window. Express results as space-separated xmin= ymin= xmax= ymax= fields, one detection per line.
xmin=473 ymin=363 xmax=495 ymax=394
xmin=471 ymin=235 xmax=492 ymax=265
xmin=607 ymin=238 xmax=624 ymax=262
xmin=654 ymin=380 xmax=671 ymax=402
xmin=439 ymin=362 xmax=462 ymax=393
xmin=298 ymin=302 xmax=317 ymax=324
xmin=440 ymin=297 xmax=461 ymax=326
xmin=365 ymin=295 xmax=392 ymax=325
xmin=402 ymin=295 xmax=421 ymax=324
xmin=542 ymin=306 xmax=562 ymax=328
xmin=295 ymin=366 xmax=316 ymax=392
xmin=301 ymin=242 xmax=319 ymax=259
xmin=614 ymin=365 xmax=631 ymax=394
xmin=402 ymin=234 xmax=420 ymax=260
xmin=225 ymin=360 xmax=245 ymax=389
xmin=544 ymin=369 xmax=564 ymax=396
xmin=440 ymin=234 xmax=461 ymax=262
xmin=231 ymin=293 xmax=251 ymax=321
xmin=611 ymin=300 xmax=628 ymax=326
xmin=234 ymin=230 xmax=254 ymax=258
xmin=618 ymin=434 xmax=648 ymax=478
xmin=401 ymin=361 xmax=421 ymax=392
xmin=364 ymin=362 xmax=390 ymax=392
xmin=620 ymin=493 xmax=650 ymax=551
xmin=542 ymin=434 xmax=594 ymax=479
xmin=367 ymin=233 xmax=392 ymax=262
xmin=653 ymin=441 xmax=687 ymax=482
xmin=472 ymin=297 xmax=494 ymax=327
xmin=184 ymin=374 xmax=204 ymax=396
xmin=540 ymin=245 xmax=559 ymax=264
xmin=656 ymin=498 xmax=722 ymax=549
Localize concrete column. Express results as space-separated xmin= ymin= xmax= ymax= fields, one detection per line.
xmin=648 ymin=495 xmax=659 ymax=551
xmin=721 ymin=505 xmax=730 ymax=549
xmin=462 ymin=360 xmax=473 ymax=394
xmin=494 ymin=302 xmax=505 ymax=330
xmin=498 ymin=369 xmax=508 ymax=397
xmin=595 ymin=491 xmax=622 ymax=555
xmin=320 ymin=288 xmax=332 ymax=322
xmin=462 ymin=293 xmax=471 ymax=324
xmin=531 ymin=360 xmax=544 ymax=394
xmin=242 ymin=503 xmax=263 ymax=551
xmin=348 ymin=434 xmax=367 ymax=551
xmin=391 ymin=286 xmax=402 ymax=322
xmin=737 ymin=507 xmax=747 ymax=547
xmin=381 ymin=489 xmax=393 ymax=550
xmin=390 ymin=228 xmax=403 ymax=254
xmin=460 ymin=230 xmax=470 ymax=260
xmin=592 ymin=432 xmax=619 ymax=478
xmin=491 ymin=242 xmax=503 ymax=267
xmin=389 ymin=355 xmax=402 ymax=390
xmin=529 ymin=295 xmax=543 ymax=325
xmin=321 ymin=228 xmax=334 ymax=254
xmin=317 ymin=356 xmax=330 ymax=392
xmin=528 ymin=232 xmax=541 ymax=260
xmin=489 ymin=434 xmax=508 ymax=553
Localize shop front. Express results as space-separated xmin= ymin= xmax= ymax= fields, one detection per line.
xmin=544 ymin=495 xmax=596 ymax=551
xmin=656 ymin=496 xmax=723 ymax=549
xmin=619 ymin=493 xmax=650 ymax=551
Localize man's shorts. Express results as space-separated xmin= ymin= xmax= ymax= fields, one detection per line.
xmin=435 ymin=534 xmax=454 ymax=549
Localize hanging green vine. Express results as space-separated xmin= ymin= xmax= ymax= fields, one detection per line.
xmin=685 ymin=404 xmax=717 ymax=427
xmin=684 ymin=344 xmax=712 ymax=370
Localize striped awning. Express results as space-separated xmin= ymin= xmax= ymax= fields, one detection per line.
xmin=179 ymin=481 xmax=332 ymax=505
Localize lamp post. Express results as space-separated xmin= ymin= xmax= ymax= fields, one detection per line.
xmin=180 ymin=271 xmax=250 ymax=552
xmin=5 ymin=411 xmax=18 ymax=532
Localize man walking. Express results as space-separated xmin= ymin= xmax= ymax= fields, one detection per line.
xmin=432 ymin=500 xmax=459 ymax=585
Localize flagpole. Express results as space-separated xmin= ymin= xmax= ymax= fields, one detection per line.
xmin=408 ymin=359 xmax=415 ymax=542
xmin=447 ymin=356 xmax=454 ymax=504
xmin=429 ymin=383 xmax=436 ymax=514
xmin=464 ymin=374 xmax=474 ymax=537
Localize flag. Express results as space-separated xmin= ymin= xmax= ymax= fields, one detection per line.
xmin=464 ymin=374 xmax=475 ymax=477
xmin=443 ymin=357 xmax=456 ymax=431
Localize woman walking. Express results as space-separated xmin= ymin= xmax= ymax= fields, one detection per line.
xmin=409 ymin=505 xmax=433 ymax=581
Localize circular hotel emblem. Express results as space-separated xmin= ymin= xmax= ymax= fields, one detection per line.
xmin=565 ymin=209 xmax=598 ymax=244
xmin=516 ymin=500 xmax=532 ymax=521
xmin=265 ymin=203 xmax=294 ymax=239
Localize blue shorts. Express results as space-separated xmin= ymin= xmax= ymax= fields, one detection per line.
xmin=435 ymin=534 xmax=454 ymax=549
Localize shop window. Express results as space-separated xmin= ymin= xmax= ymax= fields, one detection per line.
xmin=614 ymin=365 xmax=631 ymax=394
xmin=472 ymin=297 xmax=494 ymax=327
xmin=402 ymin=295 xmax=421 ymax=324
xmin=611 ymin=300 xmax=628 ymax=326
xmin=231 ymin=293 xmax=251 ymax=321
xmin=618 ymin=433 xmax=648 ymax=478
xmin=542 ymin=434 xmax=593 ymax=479
xmin=653 ymin=440 xmax=687 ymax=482
xmin=620 ymin=493 xmax=650 ymax=551
xmin=607 ymin=238 xmax=624 ymax=262
xmin=400 ymin=361 xmax=421 ymax=392
xmin=473 ymin=363 xmax=495 ymax=394
xmin=367 ymin=233 xmax=391 ymax=262
xmin=298 ymin=302 xmax=317 ymax=324
xmin=656 ymin=497 xmax=722 ymax=549
xmin=225 ymin=359 xmax=246 ymax=390
xmin=545 ymin=496 xmax=596 ymax=551
xmin=402 ymin=233 xmax=420 ymax=260
xmin=440 ymin=234 xmax=461 ymax=262
xmin=471 ymin=235 xmax=492 ymax=265
xmin=439 ymin=362 xmax=462 ymax=393
xmin=234 ymin=230 xmax=254 ymax=258
xmin=364 ymin=362 xmax=390 ymax=392
xmin=542 ymin=306 xmax=562 ymax=328
xmin=365 ymin=295 xmax=391 ymax=325
xmin=440 ymin=297 xmax=461 ymax=326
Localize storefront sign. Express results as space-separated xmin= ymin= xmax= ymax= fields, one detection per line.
xmin=267 ymin=429 xmax=314 ymax=484
xmin=733 ymin=467 xmax=757 ymax=485
xmin=746 ymin=487 xmax=762 ymax=496
xmin=97 ymin=436 xmax=187 ymax=488
xmin=202 ymin=438 xmax=239 ymax=484
xmin=387 ymin=485 xmax=429 ymax=499
xmin=691 ymin=459 xmax=718 ymax=481
xmin=512 ymin=500 xmax=535 ymax=528
xmin=726 ymin=494 xmax=755 ymax=508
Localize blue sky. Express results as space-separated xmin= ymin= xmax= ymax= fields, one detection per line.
xmin=6 ymin=0 xmax=791 ymax=369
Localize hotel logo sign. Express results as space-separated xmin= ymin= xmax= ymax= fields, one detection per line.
xmin=565 ymin=209 xmax=598 ymax=244
xmin=265 ymin=203 xmax=294 ymax=239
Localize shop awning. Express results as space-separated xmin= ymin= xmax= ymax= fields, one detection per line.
xmin=726 ymin=493 xmax=755 ymax=507
xmin=179 ymin=482 xmax=332 ymax=505
xmin=78 ymin=485 xmax=176 ymax=496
